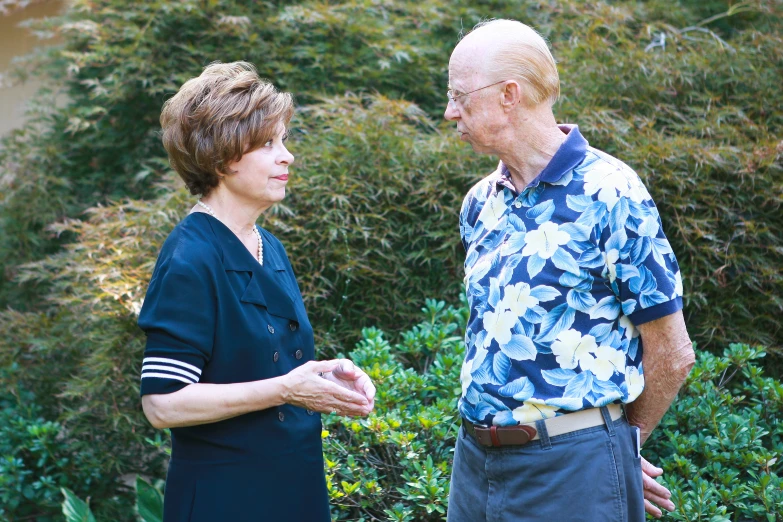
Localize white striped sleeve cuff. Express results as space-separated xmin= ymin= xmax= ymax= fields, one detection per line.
xmin=141 ymin=357 xmax=202 ymax=384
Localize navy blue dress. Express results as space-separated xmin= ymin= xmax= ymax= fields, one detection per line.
xmin=138 ymin=213 xmax=330 ymax=522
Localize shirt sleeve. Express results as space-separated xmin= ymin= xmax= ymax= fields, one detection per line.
xmin=460 ymin=179 xmax=489 ymax=253
xmin=459 ymin=192 xmax=473 ymax=253
xmin=137 ymin=251 xmax=217 ymax=396
xmin=608 ymin=186 xmax=684 ymax=326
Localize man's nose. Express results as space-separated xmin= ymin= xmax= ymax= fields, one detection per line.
xmin=444 ymin=102 xmax=459 ymax=121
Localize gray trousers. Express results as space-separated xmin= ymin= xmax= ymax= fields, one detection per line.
xmin=447 ymin=408 xmax=645 ymax=522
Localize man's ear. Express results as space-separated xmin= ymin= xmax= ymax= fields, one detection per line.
xmin=501 ymin=80 xmax=524 ymax=111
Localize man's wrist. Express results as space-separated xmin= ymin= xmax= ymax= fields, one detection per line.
xmin=625 ymin=406 xmax=649 ymax=444
xmin=639 ymin=427 xmax=652 ymax=446
xmin=630 ymin=421 xmax=651 ymax=445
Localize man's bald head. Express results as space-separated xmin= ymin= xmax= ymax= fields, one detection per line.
xmin=451 ymin=19 xmax=560 ymax=107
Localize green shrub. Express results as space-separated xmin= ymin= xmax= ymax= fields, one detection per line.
xmin=0 ymin=0 xmax=782 ymax=519
xmin=322 ymin=301 xmax=782 ymax=521
xmin=60 ymin=476 xmax=163 ymax=522
xmin=265 ymin=96 xmax=486 ymax=351
xmin=323 ymin=299 xmax=466 ymax=521
xmin=0 ymin=366 xmax=130 ymax=522
xmin=1 ymin=0 xmax=782 ymax=355
xmin=52 ymin=300 xmax=783 ymax=522
xmin=0 ymin=196 xmax=179 ymax=520
xmin=0 ymin=0 xmax=477 ymax=292
xmin=646 ymin=343 xmax=783 ymax=521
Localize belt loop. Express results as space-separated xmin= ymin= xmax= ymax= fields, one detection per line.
xmin=489 ymin=426 xmax=501 ymax=447
xmin=535 ymin=419 xmax=552 ymax=450
xmin=600 ymin=406 xmax=616 ymax=437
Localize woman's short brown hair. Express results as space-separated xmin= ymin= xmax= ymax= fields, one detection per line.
xmin=160 ymin=61 xmax=294 ymax=196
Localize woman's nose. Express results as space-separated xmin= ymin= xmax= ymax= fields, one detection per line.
xmin=279 ymin=146 xmax=294 ymax=165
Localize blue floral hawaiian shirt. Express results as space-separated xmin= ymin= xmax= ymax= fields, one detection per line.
xmin=459 ymin=124 xmax=683 ymax=426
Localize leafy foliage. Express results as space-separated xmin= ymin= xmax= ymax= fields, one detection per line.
xmin=60 ymin=488 xmax=96 ymax=522
xmin=646 ymin=343 xmax=783 ymax=521
xmin=134 ymin=476 xmax=163 ymax=522
xmin=0 ymin=366 xmax=130 ymax=521
xmin=323 ymin=299 xmax=465 ymax=521
xmin=56 ymin=301 xmax=783 ymax=521
xmin=270 ymin=96 xmax=485 ymax=350
xmin=59 ymin=477 xmax=163 ymax=522
xmin=0 ymin=0 xmax=781 ymax=519
xmin=1 ymin=0 xmax=780 ymax=352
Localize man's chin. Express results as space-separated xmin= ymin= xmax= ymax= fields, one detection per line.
xmin=459 ymin=134 xmax=488 ymax=154
xmin=468 ymin=142 xmax=488 ymax=154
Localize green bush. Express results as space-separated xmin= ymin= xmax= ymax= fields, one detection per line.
xmin=0 ymin=197 xmax=178 ymax=520
xmin=0 ymin=0 xmax=476 ymax=293
xmin=51 ymin=299 xmax=783 ymax=521
xmin=264 ymin=96 xmax=485 ymax=350
xmin=322 ymin=302 xmax=782 ymax=521
xmin=1 ymin=0 xmax=782 ymax=519
xmin=323 ymin=299 xmax=466 ymax=521
xmin=60 ymin=476 xmax=163 ymax=522
xmin=0 ymin=366 xmax=128 ymax=521
xmin=1 ymin=0 xmax=781 ymax=354
xmin=646 ymin=343 xmax=783 ymax=521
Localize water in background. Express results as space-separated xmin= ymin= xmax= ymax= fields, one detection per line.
xmin=0 ymin=0 xmax=65 ymax=137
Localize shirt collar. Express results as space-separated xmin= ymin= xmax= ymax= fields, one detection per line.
xmin=495 ymin=124 xmax=588 ymax=193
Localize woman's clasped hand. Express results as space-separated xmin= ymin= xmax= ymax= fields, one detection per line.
xmin=282 ymin=359 xmax=376 ymax=417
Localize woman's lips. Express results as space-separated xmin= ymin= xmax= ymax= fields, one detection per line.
xmin=273 ymin=174 xmax=289 ymax=181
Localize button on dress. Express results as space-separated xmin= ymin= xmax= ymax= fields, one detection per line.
xmin=138 ymin=213 xmax=330 ymax=522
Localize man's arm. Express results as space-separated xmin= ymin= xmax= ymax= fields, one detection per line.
xmin=626 ymin=310 xmax=695 ymax=444
xmin=625 ymin=310 xmax=694 ymax=517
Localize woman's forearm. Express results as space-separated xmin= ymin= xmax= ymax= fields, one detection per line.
xmin=142 ymin=377 xmax=288 ymax=429
xmin=142 ymin=359 xmax=374 ymax=429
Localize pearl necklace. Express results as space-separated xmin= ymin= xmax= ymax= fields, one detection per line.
xmin=196 ymin=199 xmax=263 ymax=265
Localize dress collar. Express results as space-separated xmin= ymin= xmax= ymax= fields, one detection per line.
xmin=189 ymin=213 xmax=298 ymax=321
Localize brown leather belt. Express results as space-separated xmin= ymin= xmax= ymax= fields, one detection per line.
xmin=463 ymin=404 xmax=623 ymax=447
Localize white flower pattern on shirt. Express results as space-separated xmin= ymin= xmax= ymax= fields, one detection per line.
xmin=522 ymin=222 xmax=571 ymax=259
xmin=550 ymin=329 xmax=596 ymax=370
xmin=482 ymin=308 xmax=517 ymax=347
xmin=458 ymin=126 xmax=683 ymax=425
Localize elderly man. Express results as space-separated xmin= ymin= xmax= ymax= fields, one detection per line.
xmin=445 ymin=19 xmax=695 ymax=522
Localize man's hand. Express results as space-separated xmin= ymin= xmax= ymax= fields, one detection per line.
xmin=642 ymin=457 xmax=675 ymax=518
xmin=322 ymin=359 xmax=376 ymax=413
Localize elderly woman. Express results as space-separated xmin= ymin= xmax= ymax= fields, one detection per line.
xmin=138 ymin=61 xmax=375 ymax=522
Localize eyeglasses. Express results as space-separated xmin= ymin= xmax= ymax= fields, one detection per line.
xmin=447 ymin=80 xmax=508 ymax=105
